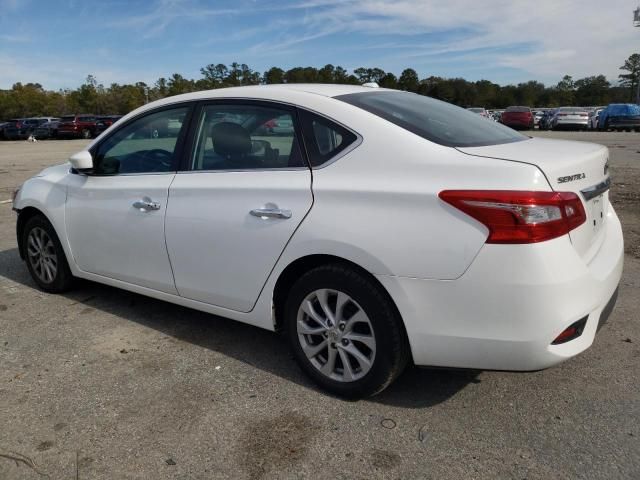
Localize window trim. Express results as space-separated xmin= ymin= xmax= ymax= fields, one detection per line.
xmin=87 ymin=102 xmax=196 ymax=177
xmin=179 ymin=99 xmax=311 ymax=173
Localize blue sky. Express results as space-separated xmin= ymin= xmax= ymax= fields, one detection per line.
xmin=0 ymin=0 xmax=637 ymax=90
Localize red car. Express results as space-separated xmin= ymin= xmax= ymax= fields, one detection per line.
xmin=501 ymin=106 xmax=534 ymax=130
xmin=57 ymin=114 xmax=99 ymax=139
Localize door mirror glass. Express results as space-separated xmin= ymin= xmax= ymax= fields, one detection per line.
xmin=69 ymin=150 xmax=93 ymax=171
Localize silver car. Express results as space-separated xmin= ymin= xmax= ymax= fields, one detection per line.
xmin=551 ymin=107 xmax=589 ymax=130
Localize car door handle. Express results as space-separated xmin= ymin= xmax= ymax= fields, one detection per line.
xmin=250 ymin=207 xmax=292 ymax=219
xmin=133 ymin=198 xmax=161 ymax=211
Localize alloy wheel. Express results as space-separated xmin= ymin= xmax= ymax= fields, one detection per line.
xmin=297 ymin=288 xmax=376 ymax=382
xmin=27 ymin=227 xmax=58 ymax=284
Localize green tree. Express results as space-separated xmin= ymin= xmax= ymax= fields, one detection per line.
xmin=555 ymin=75 xmax=575 ymax=105
xmin=398 ymin=68 xmax=419 ymax=92
xmin=264 ymin=67 xmax=285 ymax=84
xmin=574 ymin=75 xmax=610 ymax=105
xmin=618 ymin=53 xmax=640 ymax=102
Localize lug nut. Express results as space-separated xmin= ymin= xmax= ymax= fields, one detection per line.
xmin=339 ymin=323 xmax=345 ymax=331
xmin=341 ymin=339 xmax=349 ymax=346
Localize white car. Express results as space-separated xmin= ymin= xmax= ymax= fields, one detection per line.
xmin=13 ymin=85 xmax=623 ymax=398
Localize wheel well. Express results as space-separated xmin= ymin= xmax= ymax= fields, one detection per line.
xmin=272 ymin=254 xmax=406 ymax=339
xmin=16 ymin=207 xmax=46 ymax=259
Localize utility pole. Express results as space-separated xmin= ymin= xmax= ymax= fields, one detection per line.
xmin=635 ymin=6 xmax=640 ymax=103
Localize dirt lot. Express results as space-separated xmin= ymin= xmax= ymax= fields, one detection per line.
xmin=0 ymin=133 xmax=639 ymax=479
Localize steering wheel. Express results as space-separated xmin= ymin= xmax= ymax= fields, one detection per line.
xmin=140 ymin=149 xmax=173 ymax=171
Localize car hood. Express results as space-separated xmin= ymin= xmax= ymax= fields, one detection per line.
xmin=34 ymin=162 xmax=71 ymax=178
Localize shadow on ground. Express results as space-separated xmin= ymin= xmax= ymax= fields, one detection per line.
xmin=0 ymin=247 xmax=478 ymax=408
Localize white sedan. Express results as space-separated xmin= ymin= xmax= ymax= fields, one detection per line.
xmin=13 ymin=84 xmax=623 ymax=397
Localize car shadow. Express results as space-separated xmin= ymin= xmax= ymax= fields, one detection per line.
xmin=0 ymin=247 xmax=478 ymax=408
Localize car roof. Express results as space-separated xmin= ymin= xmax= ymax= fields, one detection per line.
xmin=103 ymin=84 xmax=396 ymax=137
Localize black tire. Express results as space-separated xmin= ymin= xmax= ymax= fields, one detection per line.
xmin=81 ymin=129 xmax=91 ymax=139
xmin=22 ymin=214 xmax=74 ymax=293
xmin=284 ymin=264 xmax=409 ymax=398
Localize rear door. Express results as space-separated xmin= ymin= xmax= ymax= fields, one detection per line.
xmin=165 ymin=101 xmax=313 ymax=312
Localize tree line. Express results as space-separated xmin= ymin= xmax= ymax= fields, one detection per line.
xmin=1 ymin=53 xmax=638 ymax=119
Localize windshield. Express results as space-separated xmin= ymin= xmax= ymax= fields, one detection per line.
xmin=336 ymin=91 xmax=527 ymax=148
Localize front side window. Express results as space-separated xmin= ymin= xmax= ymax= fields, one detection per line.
xmin=190 ymin=104 xmax=305 ymax=171
xmin=337 ymin=91 xmax=527 ymax=148
xmin=92 ymin=106 xmax=189 ymax=175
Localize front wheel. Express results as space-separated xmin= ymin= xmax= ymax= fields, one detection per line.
xmin=22 ymin=215 xmax=74 ymax=293
xmin=285 ymin=264 xmax=409 ymax=398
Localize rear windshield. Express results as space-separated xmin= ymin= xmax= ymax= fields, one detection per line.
xmin=336 ymin=91 xmax=526 ymax=148
xmin=505 ymin=106 xmax=530 ymax=113
xmin=60 ymin=116 xmax=75 ymax=121
xmin=558 ymin=107 xmax=586 ymax=113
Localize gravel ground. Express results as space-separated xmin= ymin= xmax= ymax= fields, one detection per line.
xmin=0 ymin=133 xmax=638 ymax=479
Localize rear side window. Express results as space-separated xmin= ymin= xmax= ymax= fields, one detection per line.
xmin=190 ymin=104 xmax=306 ymax=171
xmin=337 ymin=91 xmax=526 ymax=148
xmin=298 ymin=109 xmax=358 ymax=167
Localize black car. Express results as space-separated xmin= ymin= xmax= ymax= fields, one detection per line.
xmin=4 ymin=117 xmax=55 ymax=140
xmin=33 ymin=118 xmax=62 ymax=139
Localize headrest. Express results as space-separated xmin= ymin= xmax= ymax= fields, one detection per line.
xmin=210 ymin=122 xmax=252 ymax=156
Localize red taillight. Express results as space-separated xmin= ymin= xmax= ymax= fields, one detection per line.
xmin=438 ymin=190 xmax=586 ymax=244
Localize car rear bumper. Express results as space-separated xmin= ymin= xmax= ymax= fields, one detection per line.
xmin=502 ymin=120 xmax=532 ymax=128
xmin=377 ymin=204 xmax=624 ymax=371
xmin=609 ymin=120 xmax=640 ymax=128
xmin=554 ymin=119 xmax=588 ymax=127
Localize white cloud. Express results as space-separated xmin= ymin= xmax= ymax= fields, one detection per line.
xmin=263 ymin=0 xmax=640 ymax=83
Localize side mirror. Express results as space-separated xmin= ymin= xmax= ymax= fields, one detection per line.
xmin=69 ymin=150 xmax=94 ymax=172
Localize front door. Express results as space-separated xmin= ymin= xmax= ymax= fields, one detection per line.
xmin=65 ymin=105 xmax=192 ymax=294
xmin=165 ymin=102 xmax=313 ymax=312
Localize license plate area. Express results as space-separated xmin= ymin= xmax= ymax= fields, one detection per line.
xmin=589 ymin=194 xmax=605 ymax=233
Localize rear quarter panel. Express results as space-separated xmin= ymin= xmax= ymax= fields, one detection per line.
xmin=277 ymin=104 xmax=549 ymax=280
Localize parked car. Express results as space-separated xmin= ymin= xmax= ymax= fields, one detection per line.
xmin=33 ymin=118 xmax=62 ymax=139
xmin=0 ymin=120 xmax=11 ymax=139
xmin=588 ymin=108 xmax=604 ymax=130
xmin=4 ymin=117 xmax=54 ymax=140
xmin=94 ymin=115 xmax=123 ymax=136
xmin=13 ymin=85 xmax=622 ymax=398
xmin=500 ymin=106 xmax=534 ymax=129
xmin=533 ymin=110 xmax=545 ymax=127
xmin=598 ymin=104 xmax=640 ymax=132
xmin=551 ymin=107 xmax=589 ymax=131
xmin=466 ymin=107 xmax=490 ymax=119
xmin=538 ymin=110 xmax=556 ymax=131
xmin=57 ymin=115 xmax=99 ymax=139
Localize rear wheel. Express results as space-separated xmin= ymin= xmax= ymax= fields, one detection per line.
xmin=285 ymin=264 xmax=409 ymax=398
xmin=81 ymin=129 xmax=91 ymax=139
xmin=22 ymin=215 xmax=74 ymax=293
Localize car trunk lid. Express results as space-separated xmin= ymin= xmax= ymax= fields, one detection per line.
xmin=457 ymin=137 xmax=610 ymax=261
